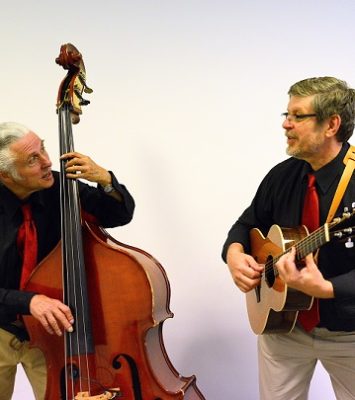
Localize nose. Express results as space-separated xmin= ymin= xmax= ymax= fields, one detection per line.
xmin=40 ymin=152 xmax=52 ymax=168
xmin=282 ymin=117 xmax=293 ymax=130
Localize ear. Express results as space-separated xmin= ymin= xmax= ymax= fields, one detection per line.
xmin=325 ymin=114 xmax=341 ymax=138
xmin=0 ymin=171 xmax=12 ymax=184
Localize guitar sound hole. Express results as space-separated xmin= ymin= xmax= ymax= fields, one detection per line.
xmin=265 ymin=255 xmax=276 ymax=288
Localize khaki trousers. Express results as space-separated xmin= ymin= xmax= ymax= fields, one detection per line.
xmin=0 ymin=328 xmax=46 ymax=400
xmin=258 ymin=325 xmax=355 ymax=400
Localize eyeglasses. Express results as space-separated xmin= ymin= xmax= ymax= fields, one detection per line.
xmin=281 ymin=112 xmax=317 ymax=122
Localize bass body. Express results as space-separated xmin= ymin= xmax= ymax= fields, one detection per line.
xmin=24 ymin=222 xmax=205 ymax=399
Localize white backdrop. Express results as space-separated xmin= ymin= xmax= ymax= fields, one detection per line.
xmin=2 ymin=1 xmax=355 ymax=399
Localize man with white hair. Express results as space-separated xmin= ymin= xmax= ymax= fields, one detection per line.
xmin=0 ymin=122 xmax=135 ymax=399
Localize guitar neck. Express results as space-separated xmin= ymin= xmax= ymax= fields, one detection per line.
xmin=295 ymin=224 xmax=330 ymax=259
xmin=274 ymin=224 xmax=330 ymax=265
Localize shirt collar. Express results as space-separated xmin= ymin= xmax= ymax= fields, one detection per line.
xmin=301 ymin=143 xmax=349 ymax=195
xmin=0 ymin=184 xmax=45 ymax=219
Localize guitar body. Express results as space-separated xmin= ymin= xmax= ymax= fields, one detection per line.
xmin=246 ymin=225 xmax=314 ymax=334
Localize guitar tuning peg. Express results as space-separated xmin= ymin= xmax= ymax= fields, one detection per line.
xmin=343 ymin=207 xmax=351 ymax=218
xmin=345 ymin=237 xmax=354 ymax=248
xmin=352 ymin=202 xmax=355 ymax=211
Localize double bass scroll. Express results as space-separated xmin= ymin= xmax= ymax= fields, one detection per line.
xmin=23 ymin=43 xmax=206 ymax=400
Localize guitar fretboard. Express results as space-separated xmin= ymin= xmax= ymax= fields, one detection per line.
xmin=266 ymin=224 xmax=330 ymax=276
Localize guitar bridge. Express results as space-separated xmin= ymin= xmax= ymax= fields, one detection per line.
xmin=254 ymin=285 xmax=261 ymax=303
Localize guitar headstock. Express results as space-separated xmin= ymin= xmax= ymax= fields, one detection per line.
xmin=330 ymin=203 xmax=355 ymax=248
xmin=55 ymin=43 xmax=93 ymax=124
xmin=329 ymin=203 xmax=355 ymax=227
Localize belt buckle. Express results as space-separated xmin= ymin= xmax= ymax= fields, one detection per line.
xmin=9 ymin=335 xmax=24 ymax=351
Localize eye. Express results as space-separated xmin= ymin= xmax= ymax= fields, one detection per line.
xmin=295 ymin=114 xmax=309 ymax=120
xmin=27 ymin=155 xmax=39 ymax=166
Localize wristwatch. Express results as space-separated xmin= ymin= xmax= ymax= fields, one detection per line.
xmin=102 ymin=183 xmax=115 ymax=193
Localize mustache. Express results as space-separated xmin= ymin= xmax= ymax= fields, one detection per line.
xmin=42 ymin=169 xmax=52 ymax=177
xmin=285 ymin=132 xmax=297 ymax=140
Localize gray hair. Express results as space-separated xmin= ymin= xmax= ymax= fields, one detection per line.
xmin=0 ymin=122 xmax=30 ymax=176
xmin=288 ymin=77 xmax=355 ymax=142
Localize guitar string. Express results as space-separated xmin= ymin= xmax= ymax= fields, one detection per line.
xmin=263 ymin=225 xmax=328 ymax=276
xmin=263 ymin=214 xmax=355 ymax=277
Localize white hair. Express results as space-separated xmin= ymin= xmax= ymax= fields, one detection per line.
xmin=0 ymin=122 xmax=30 ymax=176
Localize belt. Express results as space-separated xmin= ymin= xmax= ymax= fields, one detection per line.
xmin=0 ymin=320 xmax=29 ymax=343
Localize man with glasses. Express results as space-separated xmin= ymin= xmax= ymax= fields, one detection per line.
xmin=222 ymin=77 xmax=355 ymax=399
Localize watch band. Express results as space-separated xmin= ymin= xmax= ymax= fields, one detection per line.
xmin=103 ymin=184 xmax=115 ymax=193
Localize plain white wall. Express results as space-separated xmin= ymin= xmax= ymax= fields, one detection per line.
xmin=2 ymin=1 xmax=355 ymax=399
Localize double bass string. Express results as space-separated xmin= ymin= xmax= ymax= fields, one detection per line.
xmin=59 ymin=108 xmax=77 ymax=397
xmin=62 ymin=107 xmax=90 ymax=397
xmin=59 ymin=107 xmax=72 ymax=397
xmin=59 ymin=105 xmax=92 ymax=397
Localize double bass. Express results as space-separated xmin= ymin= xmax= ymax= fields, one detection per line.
xmin=23 ymin=43 xmax=205 ymax=400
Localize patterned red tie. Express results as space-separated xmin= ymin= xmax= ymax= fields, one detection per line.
xmin=298 ymin=173 xmax=320 ymax=331
xmin=17 ymin=203 xmax=38 ymax=289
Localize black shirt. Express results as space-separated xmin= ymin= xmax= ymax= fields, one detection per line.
xmin=0 ymin=171 xmax=135 ymax=338
xmin=222 ymin=143 xmax=355 ymax=331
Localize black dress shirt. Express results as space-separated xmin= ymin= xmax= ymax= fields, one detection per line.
xmin=222 ymin=143 xmax=355 ymax=331
xmin=0 ymin=171 xmax=135 ymax=339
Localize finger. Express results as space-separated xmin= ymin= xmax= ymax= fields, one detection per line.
xmin=245 ymin=267 xmax=262 ymax=279
xmin=65 ymin=164 xmax=87 ymax=174
xmin=236 ymin=279 xmax=252 ymax=293
xmin=49 ymin=304 xmax=74 ymax=332
xmin=239 ymin=279 xmax=261 ymax=293
xmin=236 ymin=272 xmax=261 ymax=292
xmin=304 ymin=253 xmax=314 ymax=263
xmin=58 ymin=304 xmax=75 ymax=327
xmin=45 ymin=312 xmax=72 ymax=335
xmin=65 ymin=172 xmax=82 ymax=180
xmin=60 ymin=151 xmax=84 ymax=160
xmin=278 ymin=247 xmax=295 ymax=268
xmin=45 ymin=314 xmax=63 ymax=336
xmin=249 ymin=263 xmax=264 ymax=273
xmin=244 ymin=255 xmax=263 ymax=271
xmin=291 ymin=246 xmax=297 ymax=257
xmin=275 ymin=257 xmax=287 ymax=277
xmin=64 ymin=158 xmax=87 ymax=169
xmin=39 ymin=316 xmax=55 ymax=335
xmin=285 ymin=246 xmax=295 ymax=260
xmin=237 ymin=283 xmax=250 ymax=293
xmin=280 ymin=255 xmax=294 ymax=275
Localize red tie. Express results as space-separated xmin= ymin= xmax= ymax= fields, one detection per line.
xmin=17 ymin=203 xmax=38 ymax=289
xmin=298 ymin=173 xmax=320 ymax=331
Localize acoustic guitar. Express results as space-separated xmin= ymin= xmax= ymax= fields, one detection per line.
xmin=246 ymin=210 xmax=355 ymax=334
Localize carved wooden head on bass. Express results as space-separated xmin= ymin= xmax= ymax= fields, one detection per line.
xmin=56 ymin=43 xmax=93 ymax=124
